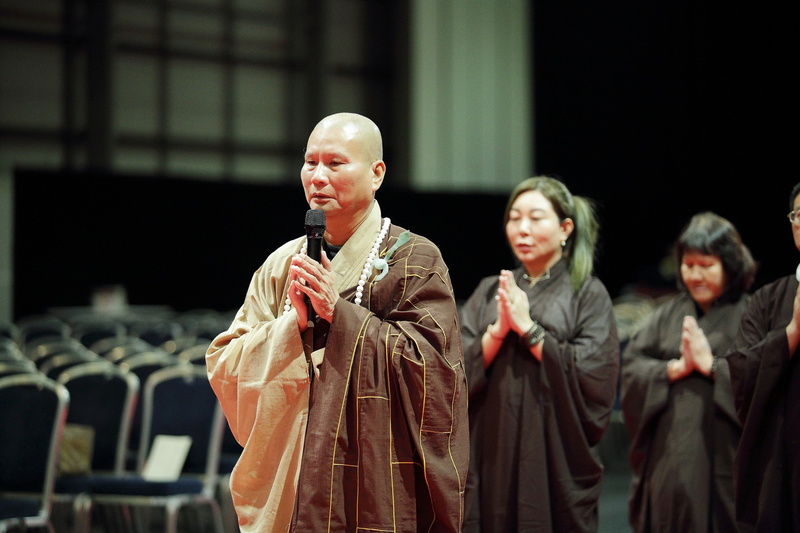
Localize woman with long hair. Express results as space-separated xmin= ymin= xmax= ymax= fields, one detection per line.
xmin=461 ymin=176 xmax=619 ymax=532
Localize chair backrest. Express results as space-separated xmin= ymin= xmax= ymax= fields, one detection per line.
xmin=0 ymin=373 xmax=69 ymax=524
xmin=103 ymin=338 xmax=155 ymax=364
xmin=17 ymin=315 xmax=71 ymax=352
xmin=118 ymin=351 xmax=180 ymax=457
xmin=176 ymin=309 xmax=231 ymax=341
xmin=218 ymin=420 xmax=244 ymax=475
xmin=0 ymin=359 xmax=37 ymax=378
xmin=128 ymin=320 xmax=184 ymax=349
xmin=176 ymin=341 xmax=212 ymax=365
xmin=0 ymin=339 xmax=25 ymax=360
xmin=57 ymin=361 xmax=140 ymax=474
xmin=71 ymin=319 xmax=126 ymax=349
xmin=137 ymin=364 xmax=224 ymax=496
xmin=40 ymin=350 xmax=99 ymax=381
xmin=26 ymin=337 xmax=86 ymax=367
xmin=162 ymin=336 xmax=204 ymax=356
xmin=0 ymin=322 xmax=18 ymax=342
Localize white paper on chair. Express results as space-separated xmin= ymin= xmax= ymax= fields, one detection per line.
xmin=142 ymin=435 xmax=192 ymax=481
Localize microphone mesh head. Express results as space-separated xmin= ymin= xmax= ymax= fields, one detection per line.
xmin=305 ymin=208 xmax=326 ymax=229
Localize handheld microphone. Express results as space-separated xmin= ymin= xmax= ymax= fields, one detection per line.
xmin=304 ymin=209 xmax=326 ymax=328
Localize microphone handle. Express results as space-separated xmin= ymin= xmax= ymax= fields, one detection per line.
xmin=305 ymin=235 xmax=323 ymax=327
xmin=307 ymin=235 xmax=323 ymax=263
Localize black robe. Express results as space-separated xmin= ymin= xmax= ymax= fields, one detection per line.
xmin=621 ymin=292 xmax=746 ymax=533
xmin=460 ymin=259 xmax=619 ymax=533
xmin=726 ymin=275 xmax=800 ymax=532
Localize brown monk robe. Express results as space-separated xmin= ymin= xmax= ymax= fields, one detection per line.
xmin=207 ymin=201 xmax=469 ymax=532
xmin=209 ymin=111 xmax=468 ymax=532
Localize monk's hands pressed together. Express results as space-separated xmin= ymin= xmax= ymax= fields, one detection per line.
xmin=289 ymin=251 xmax=339 ymax=331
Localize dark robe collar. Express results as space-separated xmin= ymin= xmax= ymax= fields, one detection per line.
xmin=515 ymin=257 xmax=568 ymax=288
xmin=323 ymin=240 xmax=342 ymax=261
xmin=689 ymin=288 xmax=740 ymax=317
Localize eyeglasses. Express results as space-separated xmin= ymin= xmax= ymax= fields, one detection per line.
xmin=789 ymin=211 xmax=800 ymax=225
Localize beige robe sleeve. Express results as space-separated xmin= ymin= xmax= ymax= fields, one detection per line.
xmin=206 ymin=236 xmax=310 ymax=533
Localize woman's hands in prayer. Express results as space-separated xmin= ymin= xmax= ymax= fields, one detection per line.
xmin=496 ymin=270 xmax=535 ymax=337
xmin=668 ymin=316 xmax=714 ymax=381
xmin=483 ymin=270 xmax=542 ymax=365
xmin=289 ymin=251 xmax=339 ymax=332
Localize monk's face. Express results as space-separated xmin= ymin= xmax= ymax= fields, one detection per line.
xmin=302 ymin=118 xmax=384 ymax=230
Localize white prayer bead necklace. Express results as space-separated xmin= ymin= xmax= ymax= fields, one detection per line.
xmin=283 ymin=217 xmax=391 ymax=314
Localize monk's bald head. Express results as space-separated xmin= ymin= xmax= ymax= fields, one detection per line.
xmin=302 ymin=113 xmax=386 ymax=243
xmin=311 ymin=113 xmax=383 ymax=163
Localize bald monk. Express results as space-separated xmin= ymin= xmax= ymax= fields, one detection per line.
xmin=207 ymin=113 xmax=469 ymax=532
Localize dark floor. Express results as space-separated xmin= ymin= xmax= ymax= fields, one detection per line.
xmin=598 ymin=414 xmax=633 ymax=533
xmin=600 ymin=470 xmax=633 ymax=533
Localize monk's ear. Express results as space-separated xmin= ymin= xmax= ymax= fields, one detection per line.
xmin=371 ymin=160 xmax=386 ymax=193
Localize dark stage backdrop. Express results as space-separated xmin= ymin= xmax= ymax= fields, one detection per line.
xmin=12 ymin=170 xmax=513 ymax=318
xmin=12 ymin=170 xmax=795 ymax=321
xmin=530 ymin=1 xmax=794 ymax=305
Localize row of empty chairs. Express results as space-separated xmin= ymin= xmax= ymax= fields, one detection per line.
xmin=0 ymin=309 xmax=240 ymax=533
xmin=13 ymin=309 xmax=230 ymax=353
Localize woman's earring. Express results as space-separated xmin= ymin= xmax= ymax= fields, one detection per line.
xmin=561 ymin=240 xmax=566 ymax=247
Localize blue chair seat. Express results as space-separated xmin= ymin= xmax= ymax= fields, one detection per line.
xmin=55 ymin=474 xmax=189 ymax=496
xmin=0 ymin=498 xmax=41 ymax=520
xmin=54 ymin=475 xmax=95 ymax=494
xmin=89 ymin=475 xmax=203 ymax=497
